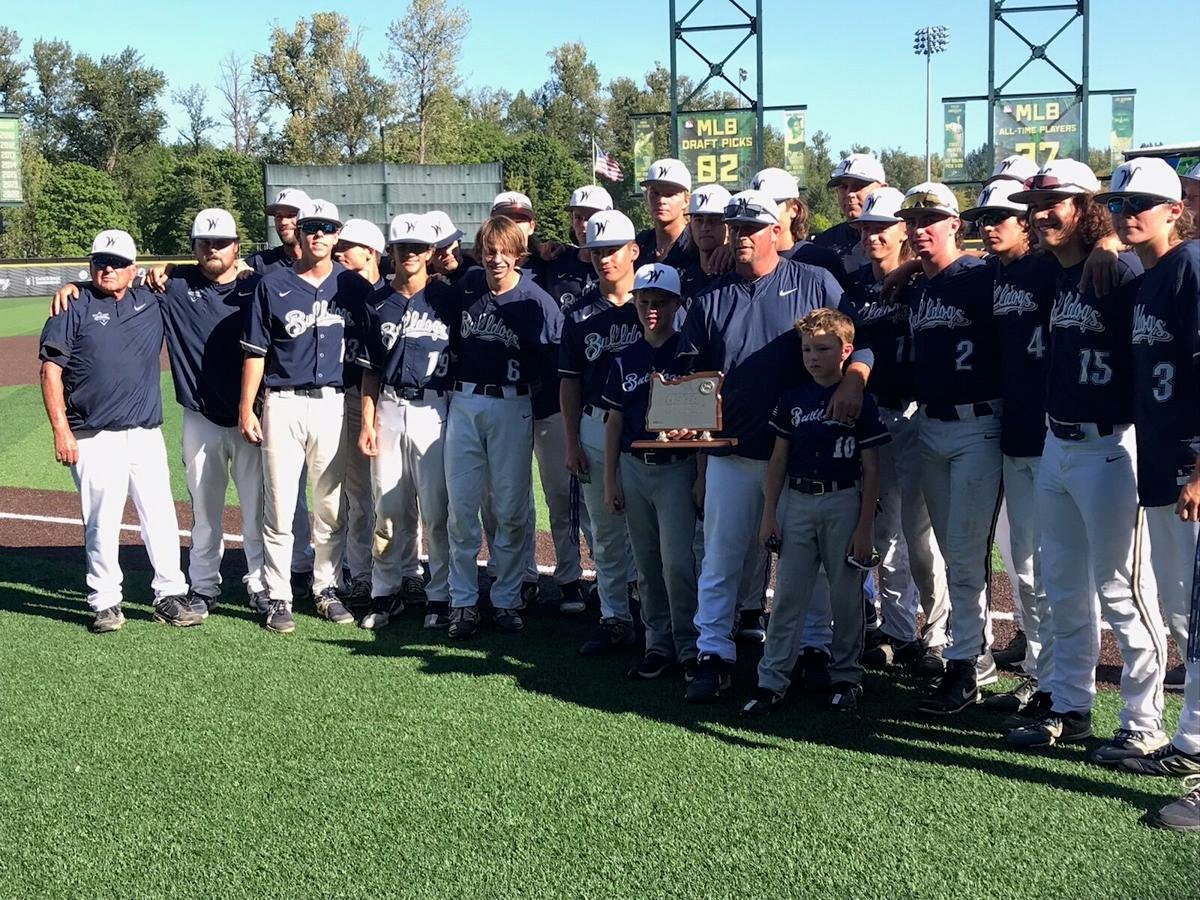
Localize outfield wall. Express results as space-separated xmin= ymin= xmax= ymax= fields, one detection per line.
xmin=0 ymin=257 xmax=193 ymax=299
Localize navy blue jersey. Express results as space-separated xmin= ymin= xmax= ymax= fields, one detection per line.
xmin=244 ymin=245 xmax=298 ymax=275
xmin=558 ymin=290 xmax=643 ymax=408
xmin=905 ymin=255 xmax=1001 ymax=408
xmin=813 ymin=220 xmax=868 ymax=271
xmin=359 ymin=278 xmax=457 ymax=392
xmin=340 ymin=276 xmax=386 ymax=392
xmin=1132 ymin=240 xmax=1200 ymax=506
xmin=681 ymin=257 xmax=857 ymax=460
xmin=770 ymin=381 xmax=890 ymax=481
xmin=636 ymin=226 xmax=694 ymax=270
xmin=838 ymin=264 xmax=915 ymax=410
xmin=161 ymin=267 xmax=257 ymax=427
xmin=543 ymin=249 xmax=597 ymax=310
xmin=241 ymin=262 xmax=371 ymax=390
xmin=991 ymin=252 xmax=1057 ymax=457
xmin=1046 ymin=252 xmax=1143 ymax=427
xmin=39 ymin=285 xmax=164 ymax=431
xmin=679 ymin=259 xmax=722 ymax=303
xmin=600 ymin=332 xmax=696 ymax=452
xmin=454 ymin=268 xmax=563 ymax=391
xmin=783 ymin=241 xmax=849 ymax=288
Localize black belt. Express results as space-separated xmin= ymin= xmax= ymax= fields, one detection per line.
xmin=1048 ymin=419 xmax=1115 ymax=441
xmin=386 ymin=386 xmax=446 ymax=401
xmin=923 ymin=401 xmax=996 ymax=422
xmin=788 ymin=476 xmax=856 ymax=495
xmin=878 ymin=398 xmax=916 ymax=412
xmin=269 ymin=385 xmax=343 ymax=398
xmin=453 ymin=381 xmax=531 ymax=398
xmin=630 ymin=448 xmax=692 ymax=466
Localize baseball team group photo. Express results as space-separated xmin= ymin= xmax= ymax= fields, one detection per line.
xmin=0 ymin=1 xmax=1196 ymax=897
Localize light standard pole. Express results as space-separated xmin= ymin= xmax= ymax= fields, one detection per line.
xmin=913 ymin=25 xmax=950 ymax=182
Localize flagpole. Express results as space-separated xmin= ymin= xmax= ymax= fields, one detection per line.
xmin=591 ymin=132 xmax=598 ymax=187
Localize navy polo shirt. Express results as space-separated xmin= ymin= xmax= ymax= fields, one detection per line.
xmin=38 ymin=285 xmax=164 ymax=431
xmin=543 ymin=249 xmax=598 ymax=310
xmin=991 ymin=252 xmax=1057 ymax=457
xmin=1046 ymin=252 xmax=1143 ymax=427
xmin=838 ymin=264 xmax=915 ymax=410
xmin=359 ymin=278 xmax=457 ymax=392
xmin=454 ymin=267 xmax=563 ymax=391
xmin=1132 ymin=240 xmax=1200 ymax=506
xmin=244 ymin=245 xmax=298 ymax=275
xmin=680 ymin=257 xmax=861 ymax=460
xmin=161 ymin=267 xmax=257 ymax=427
xmin=600 ymin=332 xmax=695 ymax=452
xmin=905 ymin=255 xmax=1001 ymax=408
xmin=241 ymin=261 xmax=371 ymax=389
xmin=783 ymin=241 xmax=849 ymax=288
xmin=770 ymin=381 xmax=891 ymax=481
xmin=559 ymin=288 xmax=644 ymax=409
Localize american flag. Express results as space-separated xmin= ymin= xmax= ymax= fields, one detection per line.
xmin=593 ymin=145 xmax=624 ymax=182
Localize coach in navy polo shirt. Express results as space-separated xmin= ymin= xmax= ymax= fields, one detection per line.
xmin=240 ymin=199 xmax=372 ymax=634
xmin=38 ymin=229 xmax=195 ymax=633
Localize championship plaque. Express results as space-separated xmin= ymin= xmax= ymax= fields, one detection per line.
xmin=631 ymin=371 xmax=737 ymax=449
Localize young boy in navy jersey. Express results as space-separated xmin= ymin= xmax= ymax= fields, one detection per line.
xmin=744 ymin=309 xmax=888 ymax=714
xmin=602 ymin=263 xmax=701 ymax=680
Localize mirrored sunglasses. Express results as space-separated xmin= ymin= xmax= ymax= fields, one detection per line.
xmin=900 ymin=192 xmax=951 ymax=211
xmin=973 ymin=210 xmax=1017 ymax=228
xmin=300 ymin=221 xmax=339 ymax=235
xmin=1105 ymin=195 xmax=1166 ymax=216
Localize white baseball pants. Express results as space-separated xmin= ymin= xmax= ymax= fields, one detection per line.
xmin=261 ymin=390 xmax=347 ymax=601
xmin=181 ymin=408 xmax=265 ymax=598
xmin=71 ymin=427 xmax=188 ymax=611
xmin=998 ymin=454 xmax=1052 ymax=682
xmin=372 ymin=392 xmax=450 ymax=600
xmin=446 ymin=392 xmax=533 ymax=610
xmin=874 ymin=403 xmax=949 ymax=647
xmin=340 ymin=385 xmax=375 ymax=583
xmin=918 ymin=411 xmax=1004 ymax=663
xmin=1038 ymin=426 xmax=1165 ymax=732
xmin=578 ymin=409 xmax=635 ymax=621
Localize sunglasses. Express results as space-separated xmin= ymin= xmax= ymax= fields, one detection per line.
xmin=300 ymin=221 xmax=339 ymax=235
xmin=1105 ymin=195 xmax=1166 ymax=215
xmin=91 ymin=254 xmax=131 ymax=270
xmin=973 ymin=210 xmax=1017 ymax=228
xmin=900 ymin=192 xmax=952 ymax=211
xmin=724 ymin=201 xmax=774 ymax=220
xmin=1022 ymin=173 xmax=1083 ymax=191
xmin=391 ymin=242 xmax=432 ymax=255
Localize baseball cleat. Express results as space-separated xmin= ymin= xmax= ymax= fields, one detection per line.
xmin=992 ymin=630 xmax=1027 ymax=669
xmin=519 ymin=581 xmax=540 ymax=609
xmin=975 ymin=651 xmax=999 ymax=688
xmin=315 ymin=588 xmax=355 ymax=625
xmin=1163 ymin=664 xmax=1185 ymax=694
xmin=558 ymin=580 xmax=587 ymax=615
xmin=345 ymin=578 xmax=373 ymax=614
xmin=685 ymin=653 xmax=731 ymax=703
xmin=424 ymin=600 xmax=451 ymax=630
xmin=153 ymin=595 xmax=204 ymax=628
xmin=447 ymin=605 xmax=480 ymax=639
xmin=734 ymin=609 xmax=767 ymax=644
xmin=360 ymin=594 xmax=402 ymax=631
xmin=264 ymin=599 xmax=295 ymax=634
xmin=1001 ymin=689 xmax=1054 ymax=730
xmin=984 ymin=676 xmax=1039 ymax=714
xmin=400 ymin=576 xmax=428 ymax=607
xmin=829 ymin=682 xmax=863 ymax=712
xmin=1090 ymin=729 xmax=1170 ymax=765
xmin=1005 ymin=710 xmax=1093 ymax=748
xmin=90 ymin=605 xmax=126 ymax=634
xmin=918 ymin=660 xmax=981 ymax=715
xmin=1121 ymin=743 xmax=1200 ymax=778
xmin=579 ymin=617 xmax=636 ymax=656
xmin=187 ymin=591 xmax=216 ymax=620
xmin=247 ymin=590 xmax=272 ymax=615
xmin=862 ymin=632 xmax=921 ymax=668
xmin=914 ymin=645 xmax=946 ymax=678
xmin=492 ymin=608 xmax=525 ymax=633
xmin=741 ymin=686 xmax=785 ymax=717
xmin=796 ymin=648 xmax=832 ymax=695
xmin=628 ymin=651 xmax=676 ymax=680
xmin=290 ymin=570 xmax=314 ymax=603
xmin=1148 ymin=776 xmax=1200 ymax=832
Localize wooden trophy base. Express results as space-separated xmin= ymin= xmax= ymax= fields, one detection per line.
xmin=631 ymin=433 xmax=738 ymax=450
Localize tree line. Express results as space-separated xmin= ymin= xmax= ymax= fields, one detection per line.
xmin=0 ymin=2 xmax=1114 ymax=258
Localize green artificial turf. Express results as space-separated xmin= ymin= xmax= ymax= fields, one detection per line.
xmin=0 ymin=295 xmax=56 ymax=337
xmin=0 ymin=551 xmax=1194 ymax=900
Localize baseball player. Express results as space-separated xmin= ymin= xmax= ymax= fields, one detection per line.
xmin=1098 ymin=159 xmax=1200 ymax=772
xmin=748 ymin=308 xmax=889 ymax=714
xmin=240 ymin=199 xmax=372 ymax=634
xmin=751 ymin=167 xmax=847 ymax=285
xmin=814 ymin=153 xmax=887 ymax=271
xmin=444 ymin=215 xmax=563 ymax=638
xmin=839 ymin=188 xmax=950 ymax=672
xmin=560 ymin=209 xmax=643 ymax=654
xmin=1004 ymin=159 xmax=1167 ymax=757
xmin=333 ymin=218 xmax=388 ymax=609
xmin=356 ymin=213 xmax=456 ymax=630
xmin=681 ymin=184 xmax=732 ymax=301
xmin=1183 ymin=163 xmax=1200 ymax=222
xmin=427 ymin=210 xmax=472 ymax=286
xmin=959 ymin=180 xmax=1059 ymax=720
xmin=895 ymin=182 xmax=1004 ymax=716
xmin=544 ymin=185 xmax=614 ymax=308
xmin=38 ymin=229 xmax=197 ymax=632
xmin=602 ymin=263 xmax=700 ymax=679
xmin=987 ymin=154 xmax=1041 ymax=187
xmin=638 ymin=160 xmax=694 ymax=268
xmin=680 ymin=189 xmax=868 ymax=702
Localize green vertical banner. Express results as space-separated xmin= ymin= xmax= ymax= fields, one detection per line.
xmin=0 ymin=114 xmax=23 ymax=206
xmin=632 ymin=118 xmax=657 ymax=193
xmin=1110 ymin=95 xmax=1135 ymax=164
xmin=943 ymin=103 xmax=966 ymax=180
xmin=782 ymin=109 xmax=806 ymax=188
xmin=676 ymin=110 xmax=757 ymax=189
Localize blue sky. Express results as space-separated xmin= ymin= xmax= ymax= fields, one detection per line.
xmin=5 ymin=0 xmax=1195 ymax=157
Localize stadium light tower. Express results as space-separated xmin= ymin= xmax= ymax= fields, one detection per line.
xmin=914 ymin=25 xmax=950 ymax=182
